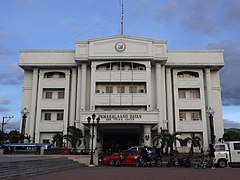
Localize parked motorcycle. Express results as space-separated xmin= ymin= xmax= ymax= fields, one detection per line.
xmin=166 ymin=155 xmax=176 ymax=167
xmin=136 ymin=153 xmax=162 ymax=167
xmin=167 ymin=155 xmax=191 ymax=168
xmin=177 ymin=156 xmax=191 ymax=168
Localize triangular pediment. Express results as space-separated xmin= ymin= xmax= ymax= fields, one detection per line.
xmin=75 ymin=34 xmax=167 ymax=60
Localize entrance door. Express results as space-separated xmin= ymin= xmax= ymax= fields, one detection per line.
xmin=103 ymin=133 xmax=139 ymax=154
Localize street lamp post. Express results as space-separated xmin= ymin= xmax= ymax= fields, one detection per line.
xmin=87 ymin=114 xmax=100 ymax=166
xmin=207 ymin=107 xmax=215 ymax=144
xmin=21 ymin=107 xmax=29 ymax=143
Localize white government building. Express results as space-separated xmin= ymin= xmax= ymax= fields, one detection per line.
xmin=19 ymin=35 xmax=224 ymax=152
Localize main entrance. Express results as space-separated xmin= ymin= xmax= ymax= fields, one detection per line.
xmin=103 ymin=133 xmax=139 ymax=154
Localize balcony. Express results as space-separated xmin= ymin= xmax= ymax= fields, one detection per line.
xmin=178 ymin=121 xmax=203 ymax=132
xmin=177 ymin=99 xmax=202 ymax=109
xmin=94 ymin=93 xmax=147 ymax=105
xmin=39 ymin=121 xmax=64 ymax=132
xmin=176 ymin=78 xmax=201 ymax=88
xmin=41 ymin=99 xmax=65 ymax=109
xmin=95 ymin=71 xmax=147 ymax=82
xmin=41 ymin=78 xmax=67 ymax=88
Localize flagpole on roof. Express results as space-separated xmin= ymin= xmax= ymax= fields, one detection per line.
xmin=120 ymin=0 xmax=124 ymax=35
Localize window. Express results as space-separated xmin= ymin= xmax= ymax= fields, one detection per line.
xmin=57 ymin=112 xmax=64 ymax=121
xmin=215 ymin=145 xmax=226 ymax=152
xmin=191 ymin=112 xmax=200 ymax=121
xmin=117 ymin=86 xmax=125 ymax=93
xmin=234 ymin=143 xmax=240 ymax=150
xmin=106 ymin=86 xmax=113 ymax=93
xmin=43 ymin=139 xmax=50 ymax=143
xmin=45 ymin=92 xmax=52 ymax=99
xmin=179 ymin=112 xmax=186 ymax=121
xmin=58 ymin=91 xmax=64 ymax=99
xmin=59 ymin=73 xmax=65 ymax=78
xmin=44 ymin=113 xmax=51 ymax=120
xmin=129 ymin=86 xmax=137 ymax=93
xmin=106 ymin=63 xmax=112 ymax=70
xmin=178 ymin=90 xmax=186 ymax=99
xmin=118 ymin=63 xmax=125 ymax=70
xmin=190 ymin=90 xmax=200 ymax=99
xmin=44 ymin=73 xmax=53 ymax=78
xmin=177 ymin=71 xmax=199 ymax=78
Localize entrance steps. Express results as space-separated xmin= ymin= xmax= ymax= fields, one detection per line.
xmin=0 ymin=157 xmax=86 ymax=179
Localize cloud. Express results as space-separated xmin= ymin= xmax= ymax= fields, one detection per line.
xmin=154 ymin=0 xmax=219 ymax=35
xmin=0 ymin=107 xmax=10 ymax=112
xmin=181 ymin=14 xmax=217 ymax=35
xmin=224 ymin=119 xmax=240 ymax=129
xmin=0 ymin=48 xmax=16 ymax=56
xmin=221 ymin=0 xmax=240 ymax=26
xmin=0 ymin=98 xmax=10 ymax=105
xmin=0 ymin=64 xmax=23 ymax=85
xmin=207 ymin=40 xmax=240 ymax=106
xmin=3 ymin=119 xmax=20 ymax=132
xmin=0 ymin=98 xmax=10 ymax=112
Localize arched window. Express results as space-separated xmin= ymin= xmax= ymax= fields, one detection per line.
xmin=177 ymin=71 xmax=199 ymax=78
xmin=44 ymin=72 xmax=65 ymax=78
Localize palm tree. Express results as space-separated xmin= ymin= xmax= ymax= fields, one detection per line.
xmin=184 ymin=133 xmax=201 ymax=155
xmin=52 ymin=133 xmax=63 ymax=147
xmin=153 ymin=131 xmax=182 ymax=155
xmin=8 ymin=130 xmax=21 ymax=143
xmin=63 ymin=126 xmax=83 ymax=154
xmin=164 ymin=132 xmax=182 ymax=155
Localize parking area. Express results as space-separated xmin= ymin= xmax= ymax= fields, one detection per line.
xmin=22 ymin=166 xmax=240 ymax=180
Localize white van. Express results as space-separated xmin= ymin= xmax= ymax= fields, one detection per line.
xmin=214 ymin=141 xmax=240 ymax=168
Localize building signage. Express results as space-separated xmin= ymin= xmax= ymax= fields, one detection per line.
xmin=99 ymin=114 xmax=142 ymax=121
xmin=115 ymin=42 xmax=126 ymax=53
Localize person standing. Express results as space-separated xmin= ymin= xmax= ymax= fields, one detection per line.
xmin=209 ymin=144 xmax=216 ymax=169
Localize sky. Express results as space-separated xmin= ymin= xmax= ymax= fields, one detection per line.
xmin=0 ymin=0 xmax=240 ymax=132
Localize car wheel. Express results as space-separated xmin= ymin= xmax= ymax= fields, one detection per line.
xmin=217 ymin=160 xmax=227 ymax=168
xmin=108 ymin=159 xmax=115 ymax=166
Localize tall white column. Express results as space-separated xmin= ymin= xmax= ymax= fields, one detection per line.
xmin=166 ymin=67 xmax=174 ymax=133
xmin=161 ymin=65 xmax=167 ymax=129
xmin=199 ymin=70 xmax=208 ymax=146
xmin=34 ymin=71 xmax=43 ymax=143
xmin=155 ymin=63 xmax=163 ymax=133
xmin=29 ymin=68 xmax=39 ymax=142
xmin=80 ymin=64 xmax=87 ymax=132
xmin=64 ymin=72 xmax=71 ymax=135
xmin=69 ymin=68 xmax=77 ymax=126
xmin=146 ymin=63 xmax=152 ymax=111
xmin=80 ymin=64 xmax=87 ymax=111
xmin=205 ymin=68 xmax=212 ymax=107
xmin=75 ymin=66 xmax=81 ymax=128
xmin=90 ymin=64 xmax=96 ymax=111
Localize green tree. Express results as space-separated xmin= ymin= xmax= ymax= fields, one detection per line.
xmin=52 ymin=133 xmax=64 ymax=147
xmin=184 ymin=133 xmax=201 ymax=155
xmin=63 ymin=126 xmax=83 ymax=154
xmin=0 ymin=130 xmax=6 ymax=144
xmin=8 ymin=130 xmax=21 ymax=143
xmin=222 ymin=130 xmax=240 ymax=141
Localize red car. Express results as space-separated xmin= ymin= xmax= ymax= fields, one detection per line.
xmin=102 ymin=150 xmax=140 ymax=166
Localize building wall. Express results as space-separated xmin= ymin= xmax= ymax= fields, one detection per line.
xmin=19 ymin=35 xmax=224 ymax=149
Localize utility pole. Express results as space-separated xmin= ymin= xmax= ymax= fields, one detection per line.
xmin=1 ymin=116 xmax=14 ymax=132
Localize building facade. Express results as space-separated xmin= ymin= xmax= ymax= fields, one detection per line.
xmin=19 ymin=35 xmax=224 ymax=152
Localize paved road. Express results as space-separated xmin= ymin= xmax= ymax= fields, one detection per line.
xmin=21 ymin=166 xmax=239 ymax=180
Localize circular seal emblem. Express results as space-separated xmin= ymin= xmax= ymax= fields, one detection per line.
xmin=115 ymin=42 xmax=126 ymax=53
